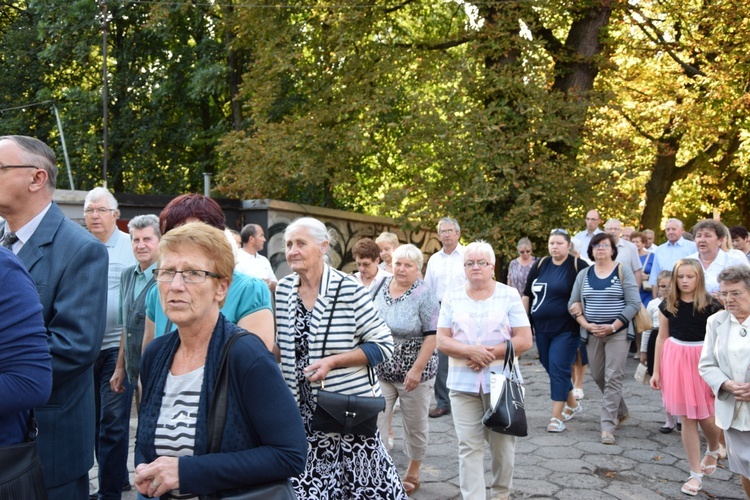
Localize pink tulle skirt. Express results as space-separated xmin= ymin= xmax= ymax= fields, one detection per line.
xmin=659 ymin=337 xmax=715 ymax=420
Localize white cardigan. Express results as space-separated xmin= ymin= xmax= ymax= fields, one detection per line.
xmin=275 ymin=264 xmax=394 ymax=402
xmin=699 ymin=310 xmax=750 ymax=431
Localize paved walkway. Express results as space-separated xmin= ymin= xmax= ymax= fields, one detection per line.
xmin=98 ymin=344 xmax=746 ymax=499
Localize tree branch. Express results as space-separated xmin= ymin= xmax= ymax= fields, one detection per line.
xmin=384 ymin=0 xmax=418 ymax=15
xmin=619 ymin=109 xmax=659 ymax=142
xmin=392 ymin=36 xmax=475 ymax=50
xmin=627 ymin=6 xmax=704 ymax=78
xmin=527 ymin=11 xmax=563 ymax=58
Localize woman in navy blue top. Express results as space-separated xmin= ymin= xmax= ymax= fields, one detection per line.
xmin=524 ymin=229 xmax=589 ymax=433
xmin=0 ymin=247 xmax=52 ymax=446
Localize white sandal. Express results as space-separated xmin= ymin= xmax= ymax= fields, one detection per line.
xmin=701 ymin=448 xmax=720 ymax=475
xmin=561 ymin=402 xmax=583 ymax=421
xmin=547 ymin=417 xmax=566 ymax=433
xmin=680 ymin=471 xmax=703 ymax=496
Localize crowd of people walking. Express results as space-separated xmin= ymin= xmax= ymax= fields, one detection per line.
xmin=2 ymin=134 xmax=750 ymax=499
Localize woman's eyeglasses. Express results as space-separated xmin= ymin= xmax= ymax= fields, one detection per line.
xmin=518 ymin=250 xmax=531 ymax=254
xmin=464 ymin=260 xmax=491 ymax=268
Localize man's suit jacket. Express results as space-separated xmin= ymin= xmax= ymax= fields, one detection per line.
xmin=4 ymin=202 xmax=108 ymax=488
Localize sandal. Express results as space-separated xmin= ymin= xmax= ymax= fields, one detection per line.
xmin=402 ymin=475 xmax=421 ymax=496
xmin=680 ymin=471 xmax=703 ymax=496
xmin=547 ymin=417 xmax=566 ymax=433
xmin=572 ymin=388 xmax=584 ymax=400
xmin=561 ymin=402 xmax=583 ymax=421
xmin=601 ymin=431 xmax=616 ymax=445
xmin=701 ymin=448 xmax=720 ymax=475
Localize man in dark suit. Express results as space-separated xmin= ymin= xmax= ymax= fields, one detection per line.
xmin=0 ymin=135 xmax=109 ymax=500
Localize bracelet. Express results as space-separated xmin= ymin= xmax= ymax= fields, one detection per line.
xmin=611 ymin=323 xmax=617 ymax=332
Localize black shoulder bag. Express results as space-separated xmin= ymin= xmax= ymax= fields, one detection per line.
xmin=0 ymin=410 xmax=47 ymax=500
xmin=482 ymin=340 xmax=528 ymax=437
xmin=310 ymin=278 xmax=386 ymax=437
xmin=202 ymin=332 xmax=297 ymax=500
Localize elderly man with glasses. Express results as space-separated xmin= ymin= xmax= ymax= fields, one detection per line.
xmin=83 ymin=187 xmax=137 ymax=500
xmin=424 ymin=217 xmax=466 ymax=418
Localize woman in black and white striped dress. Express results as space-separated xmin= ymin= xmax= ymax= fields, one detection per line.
xmin=568 ymin=232 xmax=641 ymax=445
xmin=275 ymin=217 xmax=408 ymax=500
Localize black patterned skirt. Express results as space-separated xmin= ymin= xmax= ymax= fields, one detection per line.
xmin=292 ymin=299 xmax=407 ymax=500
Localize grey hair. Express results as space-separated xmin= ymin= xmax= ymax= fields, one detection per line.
xmin=392 ymin=243 xmax=424 ymax=270
xmin=437 ymin=217 xmax=460 ymax=233
xmin=666 ymin=218 xmax=684 ymax=229
xmin=84 ymin=187 xmax=119 ymax=213
xmin=517 ymin=237 xmax=532 ymax=250
xmin=0 ymin=135 xmax=57 ymax=190
xmin=464 ymin=240 xmax=496 ymax=265
xmin=375 ymin=231 xmax=399 ymax=246
xmin=284 ymin=217 xmax=336 ymax=248
xmin=127 ymin=214 xmax=160 ymax=238
xmin=642 ymin=229 xmax=655 ymax=237
xmin=718 ymin=266 xmax=750 ymax=289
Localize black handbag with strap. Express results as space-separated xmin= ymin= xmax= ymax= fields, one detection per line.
xmin=0 ymin=411 xmax=48 ymax=500
xmin=201 ymin=332 xmax=297 ymax=500
xmin=482 ymin=340 xmax=528 ymax=437
xmin=310 ymin=278 xmax=386 ymax=437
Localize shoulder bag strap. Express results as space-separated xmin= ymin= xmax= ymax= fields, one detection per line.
xmin=318 ymin=277 xmax=345 ymax=360
xmin=206 ymin=332 xmax=250 ymax=453
xmin=369 ymin=276 xmax=387 ymax=301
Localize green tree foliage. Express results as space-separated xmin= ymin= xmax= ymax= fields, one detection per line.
xmin=0 ymin=0 xmax=239 ymax=193
xmin=217 ymin=0 xmax=622 ymax=259
xmin=583 ymin=0 xmax=750 ymax=232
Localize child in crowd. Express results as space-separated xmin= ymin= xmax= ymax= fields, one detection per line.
xmin=650 ymin=259 xmax=724 ymax=496
xmin=641 ymin=270 xmax=677 ymax=433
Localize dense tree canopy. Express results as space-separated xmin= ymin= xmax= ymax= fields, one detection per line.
xmin=1 ymin=0 xmax=748 ymax=261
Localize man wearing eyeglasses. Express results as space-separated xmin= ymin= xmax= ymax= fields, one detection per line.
xmin=424 ymin=217 xmax=466 ymax=418
xmin=574 ymin=209 xmax=604 ymax=264
xmin=0 ymin=135 xmax=109 ymax=500
xmin=83 ymin=188 xmax=136 ymax=500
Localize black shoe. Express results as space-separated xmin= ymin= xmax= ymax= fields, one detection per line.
xmin=659 ymin=424 xmax=675 ymax=434
xmin=89 ymin=493 xmax=98 ymax=500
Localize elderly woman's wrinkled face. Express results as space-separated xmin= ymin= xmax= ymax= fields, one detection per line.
xmin=719 ymin=281 xmax=750 ymax=322
xmin=157 ymin=245 xmax=227 ymax=327
xmin=393 ymin=256 xmax=419 ymax=286
xmin=285 ymin=228 xmax=326 ymax=274
xmin=695 ymin=228 xmax=722 ymax=256
xmin=355 ymin=257 xmax=379 ymax=281
xmin=464 ymin=252 xmax=494 ymax=282
xmin=378 ymin=242 xmax=395 ymax=265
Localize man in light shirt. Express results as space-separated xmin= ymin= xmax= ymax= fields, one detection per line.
xmin=604 ymin=218 xmax=642 ymax=287
xmin=424 ymin=217 xmax=466 ymax=418
xmin=84 ymin=187 xmax=137 ymax=500
xmin=236 ymin=223 xmax=278 ymax=293
xmin=648 ymin=218 xmax=697 ymax=297
xmin=574 ymin=209 xmax=604 ymax=264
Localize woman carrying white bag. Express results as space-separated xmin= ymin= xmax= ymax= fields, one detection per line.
xmin=437 ymin=240 xmax=532 ymax=500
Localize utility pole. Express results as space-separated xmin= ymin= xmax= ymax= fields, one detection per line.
xmin=101 ymin=0 xmax=109 ymax=189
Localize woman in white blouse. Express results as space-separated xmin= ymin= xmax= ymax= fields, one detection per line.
xmin=700 ymin=266 xmax=750 ymax=498
xmin=436 ymin=241 xmax=532 ymax=500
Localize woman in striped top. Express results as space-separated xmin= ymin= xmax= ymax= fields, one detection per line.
xmin=568 ymin=232 xmax=641 ymax=445
xmin=275 ymin=217 xmax=407 ymax=499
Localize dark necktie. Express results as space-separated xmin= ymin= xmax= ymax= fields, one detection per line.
xmin=2 ymin=232 xmax=19 ymax=250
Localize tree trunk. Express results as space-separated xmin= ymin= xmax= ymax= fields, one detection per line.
xmin=640 ymin=137 xmax=679 ymax=232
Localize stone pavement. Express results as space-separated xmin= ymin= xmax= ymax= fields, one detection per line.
xmin=98 ymin=344 xmax=747 ymax=499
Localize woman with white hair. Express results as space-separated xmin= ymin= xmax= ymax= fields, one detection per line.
xmin=275 ymin=217 xmax=407 ymax=499
xmin=437 ymin=241 xmax=533 ymax=500
xmin=373 ymin=244 xmax=439 ymax=495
